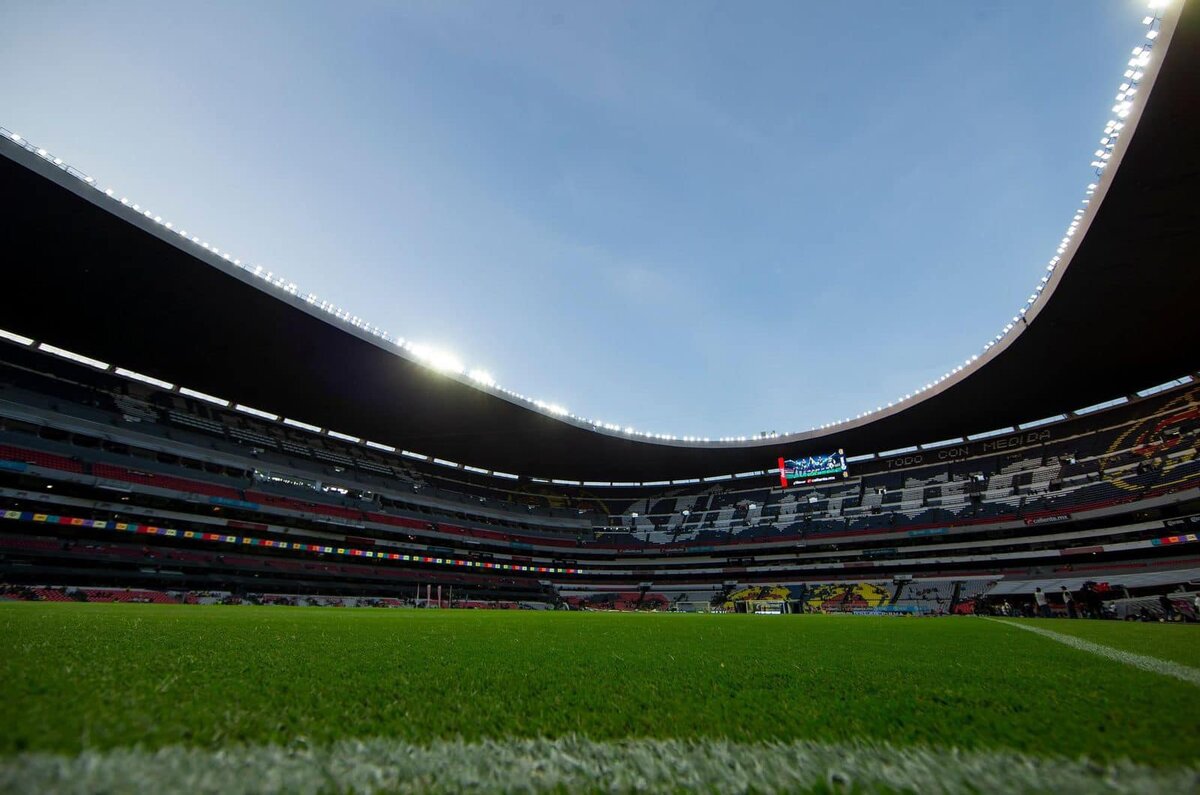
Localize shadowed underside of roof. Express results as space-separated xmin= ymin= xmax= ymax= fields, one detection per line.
xmin=1 ymin=1 xmax=1198 ymax=481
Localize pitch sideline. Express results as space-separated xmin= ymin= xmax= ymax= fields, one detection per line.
xmin=985 ymin=618 xmax=1200 ymax=687
xmin=2 ymin=736 xmax=1199 ymax=794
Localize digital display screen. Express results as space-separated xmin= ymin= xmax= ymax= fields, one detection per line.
xmin=778 ymin=450 xmax=847 ymax=487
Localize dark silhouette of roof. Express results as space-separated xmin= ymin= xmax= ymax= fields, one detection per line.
xmin=1 ymin=1 xmax=1197 ymax=481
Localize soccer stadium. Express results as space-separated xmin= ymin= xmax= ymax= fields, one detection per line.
xmin=1 ymin=1 xmax=1199 ymax=792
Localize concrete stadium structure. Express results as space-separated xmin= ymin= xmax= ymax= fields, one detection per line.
xmin=0 ymin=0 xmax=1197 ymax=611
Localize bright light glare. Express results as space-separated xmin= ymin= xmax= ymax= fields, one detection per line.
xmin=469 ymin=369 xmax=496 ymax=387
xmin=4 ymin=0 xmax=1161 ymax=447
xmin=0 ymin=328 xmax=35 ymax=346
xmin=408 ymin=343 xmax=465 ymax=375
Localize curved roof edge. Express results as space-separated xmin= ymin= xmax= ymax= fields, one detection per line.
xmin=0 ymin=0 xmax=1197 ymax=481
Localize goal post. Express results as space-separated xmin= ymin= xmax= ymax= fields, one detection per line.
xmin=747 ymin=599 xmax=788 ymax=614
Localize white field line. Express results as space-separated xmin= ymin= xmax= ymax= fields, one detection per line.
xmin=1 ymin=737 xmax=1198 ymax=794
xmin=986 ymin=618 xmax=1200 ymax=687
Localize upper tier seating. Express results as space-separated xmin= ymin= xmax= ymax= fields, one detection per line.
xmin=92 ymin=463 xmax=242 ymax=499
xmin=0 ymin=353 xmax=1197 ymax=556
xmin=0 ymin=444 xmax=83 ymax=473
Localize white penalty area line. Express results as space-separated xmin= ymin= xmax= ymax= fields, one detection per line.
xmin=2 ymin=737 xmax=1198 ymax=794
xmin=985 ymin=618 xmax=1200 ymax=687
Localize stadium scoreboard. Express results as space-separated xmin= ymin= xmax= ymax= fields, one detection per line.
xmin=778 ymin=450 xmax=847 ymax=487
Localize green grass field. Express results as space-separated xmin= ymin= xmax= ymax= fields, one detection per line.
xmin=1 ymin=603 xmax=1198 ymax=793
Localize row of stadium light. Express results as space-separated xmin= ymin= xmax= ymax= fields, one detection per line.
xmin=0 ymin=326 xmax=755 ymax=483
xmin=0 ymin=0 xmax=1169 ymax=446
xmin=807 ymin=0 xmax=1169 ymax=435
xmin=0 ymin=125 xmax=716 ymax=443
xmin=0 ymin=326 xmax=1191 ymax=489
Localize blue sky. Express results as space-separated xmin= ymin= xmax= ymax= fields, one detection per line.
xmin=0 ymin=1 xmax=1143 ymax=438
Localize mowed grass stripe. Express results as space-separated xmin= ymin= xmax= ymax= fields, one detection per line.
xmin=2 ymin=605 xmax=1199 ymax=766
xmin=987 ymin=618 xmax=1200 ymax=687
xmin=3 ymin=737 xmax=1199 ymax=795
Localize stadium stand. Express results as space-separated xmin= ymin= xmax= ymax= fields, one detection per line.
xmin=0 ymin=353 xmax=1195 ymax=607
xmin=0 ymin=295 xmax=1197 ymax=608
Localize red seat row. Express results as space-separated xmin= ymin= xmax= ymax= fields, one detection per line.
xmin=0 ymin=445 xmax=84 ymax=473
xmin=92 ymin=464 xmax=242 ymax=499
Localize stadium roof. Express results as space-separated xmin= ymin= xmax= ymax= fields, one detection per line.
xmin=1 ymin=0 xmax=1197 ymax=483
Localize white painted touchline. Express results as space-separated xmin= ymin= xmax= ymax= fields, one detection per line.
xmin=985 ymin=618 xmax=1200 ymax=687
xmin=2 ymin=737 xmax=1198 ymax=794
